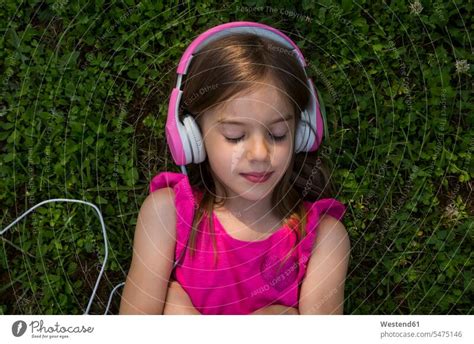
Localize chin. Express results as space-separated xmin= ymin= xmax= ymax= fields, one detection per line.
xmin=236 ymin=186 xmax=275 ymax=201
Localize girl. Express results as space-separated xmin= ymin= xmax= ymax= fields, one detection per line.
xmin=119 ymin=22 xmax=350 ymax=315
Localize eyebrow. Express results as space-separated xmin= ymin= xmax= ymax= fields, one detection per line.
xmin=217 ymin=114 xmax=293 ymax=126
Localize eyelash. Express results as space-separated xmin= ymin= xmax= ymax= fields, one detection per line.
xmin=225 ymin=134 xmax=287 ymax=143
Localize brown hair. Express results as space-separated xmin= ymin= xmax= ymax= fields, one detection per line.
xmin=169 ymin=32 xmax=336 ymax=268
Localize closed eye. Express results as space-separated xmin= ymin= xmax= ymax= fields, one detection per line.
xmin=224 ymin=134 xmax=287 ymax=143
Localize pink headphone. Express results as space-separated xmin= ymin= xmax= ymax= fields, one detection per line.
xmin=165 ymin=21 xmax=327 ymax=167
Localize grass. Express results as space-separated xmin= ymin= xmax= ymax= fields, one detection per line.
xmin=0 ymin=0 xmax=472 ymax=314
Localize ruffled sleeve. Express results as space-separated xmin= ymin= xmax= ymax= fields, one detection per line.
xmin=297 ymin=198 xmax=346 ymax=271
xmin=149 ymin=171 xmax=200 ymax=266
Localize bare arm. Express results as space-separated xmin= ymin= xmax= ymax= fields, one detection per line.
xmin=119 ymin=188 xmax=177 ymax=315
xmin=298 ymin=214 xmax=351 ymax=314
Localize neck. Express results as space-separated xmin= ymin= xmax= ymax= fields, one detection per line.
xmin=214 ymin=190 xmax=277 ymax=225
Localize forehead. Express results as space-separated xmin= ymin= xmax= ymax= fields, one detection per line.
xmin=217 ymin=113 xmax=293 ymax=126
xmin=211 ymin=83 xmax=294 ymax=126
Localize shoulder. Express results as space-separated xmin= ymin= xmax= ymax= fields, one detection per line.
xmin=303 ymin=213 xmax=351 ymax=272
xmin=146 ymin=186 xmax=176 ymax=206
xmin=318 ymin=214 xmax=349 ymax=239
xmin=137 ymin=187 xmax=177 ymax=239
xmin=315 ymin=214 xmax=350 ymax=252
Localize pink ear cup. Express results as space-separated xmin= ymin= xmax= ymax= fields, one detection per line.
xmin=166 ymin=88 xmax=188 ymax=165
xmin=308 ymin=79 xmax=324 ymax=151
xmin=166 ymin=21 xmax=325 ymax=166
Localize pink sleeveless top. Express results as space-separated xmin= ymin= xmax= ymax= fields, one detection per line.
xmin=150 ymin=171 xmax=346 ymax=315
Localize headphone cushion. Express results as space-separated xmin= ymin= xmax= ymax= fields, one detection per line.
xmin=182 ymin=116 xmax=206 ymax=164
xmin=295 ymin=119 xmax=305 ymax=153
xmin=295 ymin=110 xmax=312 ymax=153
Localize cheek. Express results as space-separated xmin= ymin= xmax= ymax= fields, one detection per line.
xmin=273 ymin=138 xmax=294 ymax=168
xmin=277 ymin=146 xmax=293 ymax=167
xmin=206 ymin=141 xmax=232 ymax=171
xmin=203 ymin=131 xmax=221 ymax=155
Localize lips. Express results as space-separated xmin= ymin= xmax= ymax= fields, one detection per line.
xmin=240 ymin=172 xmax=274 ymax=183
xmin=243 ymin=172 xmax=272 ymax=177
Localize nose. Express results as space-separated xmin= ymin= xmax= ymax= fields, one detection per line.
xmin=246 ymin=133 xmax=271 ymax=161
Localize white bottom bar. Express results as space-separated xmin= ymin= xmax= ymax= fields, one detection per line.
xmin=0 ymin=315 xmax=471 ymax=344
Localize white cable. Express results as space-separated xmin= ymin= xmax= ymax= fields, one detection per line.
xmin=104 ymin=281 xmax=125 ymax=315
xmin=2 ymin=168 xmax=191 ymax=314
xmin=1 ymin=198 xmax=111 ymax=315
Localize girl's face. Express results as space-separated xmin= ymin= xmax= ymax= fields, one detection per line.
xmin=197 ymin=79 xmax=295 ymax=209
